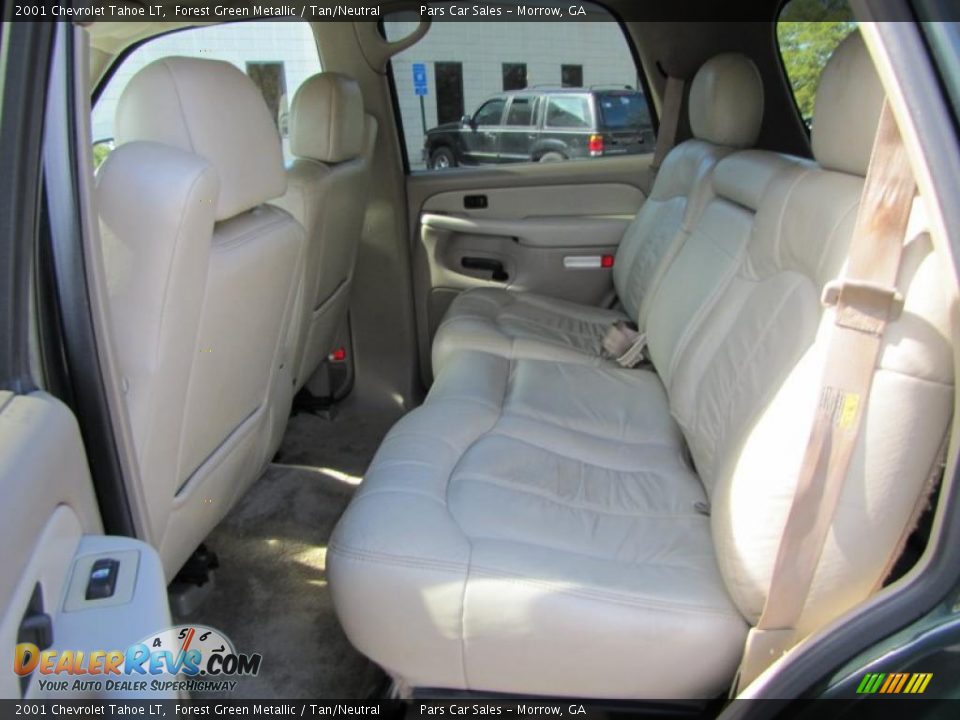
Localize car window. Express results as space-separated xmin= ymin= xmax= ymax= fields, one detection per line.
xmin=384 ymin=1 xmax=649 ymax=171
xmin=474 ymin=99 xmax=506 ymax=126
xmin=505 ymin=97 xmax=536 ymax=126
xmin=777 ymin=0 xmax=856 ymax=127
xmin=545 ymin=96 xmax=592 ymax=129
xmin=91 ymin=21 xmax=321 ymax=168
xmin=597 ymin=92 xmax=652 ymax=130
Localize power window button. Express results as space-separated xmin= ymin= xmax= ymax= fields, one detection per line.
xmin=85 ymin=558 xmax=120 ymax=600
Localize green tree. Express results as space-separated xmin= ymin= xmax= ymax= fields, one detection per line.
xmin=778 ymin=0 xmax=856 ymax=122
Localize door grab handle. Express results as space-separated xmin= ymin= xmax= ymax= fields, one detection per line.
xmin=461 ymin=257 xmax=508 ymax=282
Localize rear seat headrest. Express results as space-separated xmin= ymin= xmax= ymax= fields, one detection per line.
xmin=811 ymin=32 xmax=884 ymax=176
xmin=290 ymin=72 xmax=365 ymax=164
xmin=688 ymin=53 xmax=764 ymax=149
xmin=115 ymin=57 xmax=286 ymax=222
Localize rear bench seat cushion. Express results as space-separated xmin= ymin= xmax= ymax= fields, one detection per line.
xmin=328 ymin=351 xmax=747 ymax=698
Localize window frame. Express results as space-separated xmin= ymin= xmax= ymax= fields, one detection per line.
xmin=380 ymin=0 xmax=657 ymax=174
xmin=0 ymin=21 xmax=52 ymax=393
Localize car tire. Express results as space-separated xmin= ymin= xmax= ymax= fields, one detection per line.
xmin=538 ymin=151 xmax=566 ymax=163
xmin=429 ymin=147 xmax=457 ymax=169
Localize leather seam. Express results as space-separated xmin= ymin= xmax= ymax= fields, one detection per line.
xmin=453 ymin=471 xmax=703 ymax=519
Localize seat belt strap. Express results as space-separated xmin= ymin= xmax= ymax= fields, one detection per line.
xmin=735 ymin=101 xmax=916 ymax=692
xmin=651 ymin=76 xmax=685 ymax=171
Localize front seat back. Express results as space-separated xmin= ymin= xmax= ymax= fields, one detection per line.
xmin=97 ymin=57 xmax=305 ymax=578
xmin=272 ymin=72 xmax=375 ymax=389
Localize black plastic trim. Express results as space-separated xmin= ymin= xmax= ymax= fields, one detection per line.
xmin=0 ymin=20 xmax=52 ymax=394
xmin=42 ymin=25 xmax=136 ymax=537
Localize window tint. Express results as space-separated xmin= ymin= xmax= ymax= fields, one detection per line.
xmin=91 ymin=21 xmax=321 ymax=166
xmin=474 ymin=99 xmax=506 ymax=126
xmin=546 ymin=96 xmax=591 ymax=128
xmin=385 ymin=2 xmax=645 ymax=171
xmin=505 ymin=97 xmax=535 ymax=126
xmin=597 ymin=92 xmax=651 ymax=129
xmin=777 ymin=0 xmax=856 ymax=126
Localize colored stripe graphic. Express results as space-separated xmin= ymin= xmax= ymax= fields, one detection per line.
xmin=856 ymin=672 xmax=932 ymax=695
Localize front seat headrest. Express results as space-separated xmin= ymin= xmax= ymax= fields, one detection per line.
xmin=688 ymin=53 xmax=764 ymax=149
xmin=289 ymin=72 xmax=365 ymax=164
xmin=115 ymin=56 xmax=286 ymax=221
xmin=811 ymin=31 xmax=885 ymax=176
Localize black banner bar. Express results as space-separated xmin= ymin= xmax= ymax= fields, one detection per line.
xmin=5 ymin=0 xmax=959 ymax=23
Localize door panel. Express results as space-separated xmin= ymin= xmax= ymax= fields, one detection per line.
xmin=0 ymin=393 xmax=172 ymax=698
xmin=408 ymin=153 xmax=654 ymax=383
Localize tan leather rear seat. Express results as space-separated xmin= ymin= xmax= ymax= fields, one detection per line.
xmin=327 ymin=34 xmax=954 ymax=699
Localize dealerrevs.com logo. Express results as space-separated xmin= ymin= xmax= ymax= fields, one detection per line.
xmin=14 ymin=625 xmax=261 ymax=694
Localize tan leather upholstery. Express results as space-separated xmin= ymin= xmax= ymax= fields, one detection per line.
xmin=328 ymin=33 xmax=955 ymax=698
xmin=114 ymin=56 xmax=286 ymax=222
xmin=431 ymin=53 xmax=764 ymax=374
xmin=272 ymin=73 xmax=375 ymax=389
xmin=688 ymin=52 xmax=764 ymax=148
xmin=811 ymin=33 xmax=885 ymax=175
xmin=99 ymin=58 xmax=304 ymax=578
xmin=289 ymin=72 xmax=366 ymax=163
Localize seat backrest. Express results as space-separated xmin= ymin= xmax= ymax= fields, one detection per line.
xmin=613 ymin=53 xmax=764 ymax=326
xmin=654 ymin=33 xmax=954 ymax=637
xmin=98 ymin=57 xmax=305 ymax=577
xmin=272 ymin=72 xmax=375 ymax=389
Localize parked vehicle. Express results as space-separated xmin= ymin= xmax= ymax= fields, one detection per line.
xmin=423 ymin=87 xmax=655 ymax=168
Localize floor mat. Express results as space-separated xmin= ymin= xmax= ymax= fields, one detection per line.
xmin=179 ymin=404 xmax=401 ymax=699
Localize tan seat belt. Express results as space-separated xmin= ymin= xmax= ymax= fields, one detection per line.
xmin=734 ymin=101 xmax=916 ymax=693
xmin=651 ymin=75 xmax=685 ymax=172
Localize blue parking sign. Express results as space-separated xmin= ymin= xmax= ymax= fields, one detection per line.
xmin=412 ymin=63 xmax=428 ymax=96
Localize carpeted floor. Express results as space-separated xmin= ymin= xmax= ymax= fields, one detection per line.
xmin=176 ymin=403 xmax=402 ymax=699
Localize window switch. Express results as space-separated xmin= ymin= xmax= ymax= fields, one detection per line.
xmin=85 ymin=558 xmax=120 ymax=600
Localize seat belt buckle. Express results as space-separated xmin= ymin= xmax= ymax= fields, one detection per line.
xmin=601 ymin=321 xmax=647 ymax=367
xmin=821 ymin=279 xmax=904 ymax=334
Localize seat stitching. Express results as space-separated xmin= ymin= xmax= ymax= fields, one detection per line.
xmin=489 ymin=416 xmax=677 ymax=456
xmin=357 ymin=487 xmax=448 ymax=507
xmin=453 ymin=471 xmax=701 ymax=519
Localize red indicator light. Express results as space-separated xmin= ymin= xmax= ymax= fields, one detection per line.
xmin=601 ymin=254 xmax=615 ymax=268
xmin=329 ymin=347 xmax=347 ymax=362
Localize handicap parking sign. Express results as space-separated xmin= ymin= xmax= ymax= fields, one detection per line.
xmin=412 ymin=63 xmax=428 ymax=96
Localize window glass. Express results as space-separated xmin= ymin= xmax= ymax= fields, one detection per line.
xmin=91 ymin=21 xmax=321 ymax=166
xmin=502 ymin=63 xmax=528 ymax=91
xmin=434 ymin=62 xmax=465 ymax=124
xmin=777 ymin=0 xmax=857 ymax=126
xmin=597 ymin=91 xmax=652 ymax=129
xmin=545 ymin=95 xmax=591 ymax=128
xmin=505 ymin=97 xmax=535 ymax=126
xmin=561 ymin=64 xmax=584 ymax=88
xmin=474 ymin=99 xmax=506 ymax=126
xmin=385 ymin=1 xmax=648 ymax=170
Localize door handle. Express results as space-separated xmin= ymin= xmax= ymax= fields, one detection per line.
xmin=461 ymin=257 xmax=508 ymax=282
